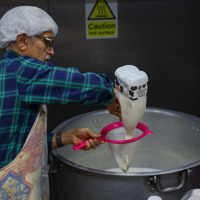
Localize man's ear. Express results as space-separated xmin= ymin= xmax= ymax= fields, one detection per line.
xmin=16 ymin=34 xmax=28 ymax=51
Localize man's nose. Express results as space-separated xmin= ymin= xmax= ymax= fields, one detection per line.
xmin=47 ymin=47 xmax=54 ymax=56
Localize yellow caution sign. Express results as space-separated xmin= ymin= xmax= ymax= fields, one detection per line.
xmin=88 ymin=0 xmax=115 ymax=20
xmin=85 ymin=0 xmax=118 ymax=39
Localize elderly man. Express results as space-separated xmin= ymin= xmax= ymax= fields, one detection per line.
xmin=0 ymin=6 xmax=120 ymax=199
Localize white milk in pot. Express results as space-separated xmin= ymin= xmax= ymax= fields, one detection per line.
xmin=108 ymin=65 xmax=148 ymax=172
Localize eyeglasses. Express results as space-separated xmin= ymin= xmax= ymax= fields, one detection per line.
xmin=36 ymin=35 xmax=54 ymax=49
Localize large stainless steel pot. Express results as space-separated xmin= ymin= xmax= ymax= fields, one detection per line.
xmin=51 ymin=107 xmax=200 ymax=200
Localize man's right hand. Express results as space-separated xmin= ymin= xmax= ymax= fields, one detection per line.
xmin=106 ymin=95 xmax=121 ymax=121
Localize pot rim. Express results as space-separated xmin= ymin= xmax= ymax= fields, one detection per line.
xmin=52 ymin=107 xmax=200 ymax=177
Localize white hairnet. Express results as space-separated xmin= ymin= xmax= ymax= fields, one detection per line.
xmin=0 ymin=6 xmax=58 ymax=49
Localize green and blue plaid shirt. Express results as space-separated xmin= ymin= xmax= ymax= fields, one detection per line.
xmin=0 ymin=50 xmax=114 ymax=168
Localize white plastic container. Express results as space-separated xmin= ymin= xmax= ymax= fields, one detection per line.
xmin=181 ymin=189 xmax=200 ymax=200
xmin=114 ymin=65 xmax=148 ymax=139
xmin=148 ymin=196 xmax=162 ymax=200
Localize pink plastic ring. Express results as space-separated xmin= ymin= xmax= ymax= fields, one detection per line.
xmin=100 ymin=122 xmax=153 ymax=144
xmin=73 ymin=122 xmax=153 ymax=150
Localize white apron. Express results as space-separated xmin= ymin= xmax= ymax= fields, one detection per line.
xmin=0 ymin=105 xmax=49 ymax=200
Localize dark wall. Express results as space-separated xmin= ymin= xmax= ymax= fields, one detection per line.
xmin=0 ymin=0 xmax=199 ymax=132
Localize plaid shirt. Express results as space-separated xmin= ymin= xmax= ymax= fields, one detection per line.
xmin=0 ymin=50 xmax=114 ymax=168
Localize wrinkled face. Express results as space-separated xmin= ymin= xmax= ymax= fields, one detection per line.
xmin=25 ymin=31 xmax=54 ymax=62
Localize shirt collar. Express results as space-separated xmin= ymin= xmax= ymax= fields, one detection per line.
xmin=2 ymin=50 xmax=21 ymax=59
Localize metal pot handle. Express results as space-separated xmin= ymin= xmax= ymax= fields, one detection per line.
xmin=148 ymin=170 xmax=191 ymax=193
